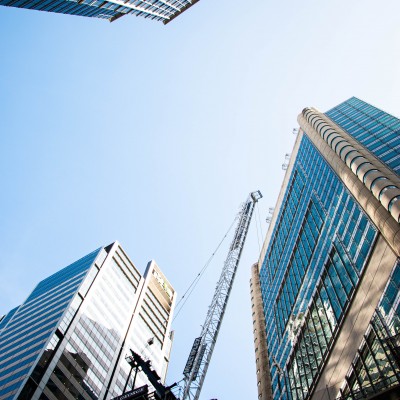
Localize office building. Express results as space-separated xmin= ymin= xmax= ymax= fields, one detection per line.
xmin=0 ymin=0 xmax=198 ymax=24
xmin=253 ymin=97 xmax=400 ymax=400
xmin=0 ymin=241 xmax=176 ymax=400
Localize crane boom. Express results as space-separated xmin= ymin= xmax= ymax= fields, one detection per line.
xmin=181 ymin=191 xmax=262 ymax=400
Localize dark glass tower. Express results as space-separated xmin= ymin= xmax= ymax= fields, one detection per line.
xmin=0 ymin=242 xmax=176 ymax=400
xmin=0 ymin=0 xmax=198 ymax=23
xmin=253 ymin=98 xmax=400 ymax=400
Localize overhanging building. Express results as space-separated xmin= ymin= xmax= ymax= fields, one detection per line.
xmin=253 ymin=97 xmax=400 ymax=400
xmin=0 ymin=0 xmax=198 ymax=23
xmin=0 ymin=241 xmax=176 ymax=400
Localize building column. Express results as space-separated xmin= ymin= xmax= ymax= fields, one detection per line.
xmin=251 ymin=263 xmax=273 ymax=400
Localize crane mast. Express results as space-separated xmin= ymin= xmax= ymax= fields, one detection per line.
xmin=181 ymin=190 xmax=262 ymax=400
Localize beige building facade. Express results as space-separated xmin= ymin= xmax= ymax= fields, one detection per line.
xmin=251 ymin=263 xmax=273 ymax=400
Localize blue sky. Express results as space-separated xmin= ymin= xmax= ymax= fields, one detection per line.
xmin=1 ymin=0 xmax=400 ymax=399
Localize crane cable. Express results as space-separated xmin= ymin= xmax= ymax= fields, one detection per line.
xmin=172 ymin=215 xmax=238 ymax=322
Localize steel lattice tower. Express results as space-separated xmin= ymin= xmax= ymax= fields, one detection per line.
xmin=182 ymin=191 xmax=262 ymax=400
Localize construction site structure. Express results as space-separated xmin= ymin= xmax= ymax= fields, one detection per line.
xmin=181 ymin=191 xmax=262 ymax=400
xmin=111 ymin=350 xmax=178 ymax=400
xmin=115 ymin=191 xmax=262 ymax=400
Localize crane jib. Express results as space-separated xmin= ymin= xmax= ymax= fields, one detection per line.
xmin=181 ymin=191 xmax=262 ymax=400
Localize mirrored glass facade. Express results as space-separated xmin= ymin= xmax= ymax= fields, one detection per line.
xmin=0 ymin=242 xmax=176 ymax=400
xmin=256 ymin=98 xmax=400 ymax=400
xmin=326 ymin=97 xmax=400 ymax=175
xmin=0 ymin=248 xmax=101 ymax=400
xmin=0 ymin=0 xmax=198 ymax=23
xmin=339 ymin=261 xmax=400 ymax=399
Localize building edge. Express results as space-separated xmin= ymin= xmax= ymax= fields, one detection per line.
xmin=251 ymin=263 xmax=273 ymax=400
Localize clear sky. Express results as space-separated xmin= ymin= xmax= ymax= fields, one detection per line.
xmin=1 ymin=0 xmax=400 ymax=399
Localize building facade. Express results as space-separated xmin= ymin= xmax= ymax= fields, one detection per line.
xmin=0 ymin=241 xmax=176 ymax=400
xmin=254 ymin=98 xmax=400 ymax=400
xmin=0 ymin=0 xmax=198 ymax=24
xmin=250 ymin=263 xmax=273 ymax=400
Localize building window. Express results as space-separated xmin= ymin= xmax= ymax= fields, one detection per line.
xmin=378 ymin=185 xmax=397 ymax=201
xmin=355 ymin=161 xmax=372 ymax=175
xmin=362 ymin=168 xmax=379 ymax=184
xmin=388 ymin=195 xmax=400 ymax=212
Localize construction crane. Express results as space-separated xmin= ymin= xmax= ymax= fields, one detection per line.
xmin=181 ymin=190 xmax=262 ymax=400
xmin=115 ymin=191 xmax=262 ymax=400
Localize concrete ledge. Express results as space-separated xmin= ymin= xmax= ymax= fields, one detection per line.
xmin=298 ymin=113 xmax=400 ymax=258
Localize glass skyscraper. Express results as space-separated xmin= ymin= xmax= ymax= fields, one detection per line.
xmin=0 ymin=0 xmax=198 ymax=24
xmin=0 ymin=241 xmax=176 ymax=400
xmin=252 ymin=98 xmax=400 ymax=400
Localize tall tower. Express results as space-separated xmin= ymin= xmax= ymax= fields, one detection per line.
xmin=0 ymin=0 xmax=199 ymax=24
xmin=255 ymin=98 xmax=400 ymax=400
xmin=0 ymin=241 xmax=176 ymax=400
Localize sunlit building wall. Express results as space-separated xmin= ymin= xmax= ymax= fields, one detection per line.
xmin=256 ymin=98 xmax=400 ymax=400
xmin=0 ymin=241 xmax=176 ymax=400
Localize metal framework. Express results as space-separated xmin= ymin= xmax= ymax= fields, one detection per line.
xmin=0 ymin=0 xmax=199 ymax=24
xmin=113 ymin=350 xmax=178 ymax=400
xmin=181 ymin=191 xmax=262 ymax=400
xmin=110 ymin=0 xmax=199 ymax=24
